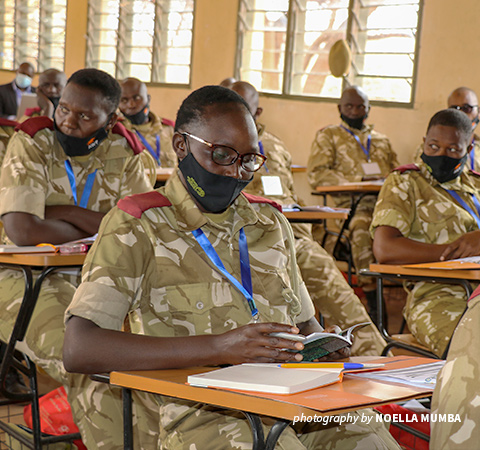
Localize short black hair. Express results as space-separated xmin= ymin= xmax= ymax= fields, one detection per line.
xmin=67 ymin=68 xmax=121 ymax=114
xmin=175 ymin=85 xmax=251 ymax=132
xmin=427 ymin=109 xmax=473 ymax=142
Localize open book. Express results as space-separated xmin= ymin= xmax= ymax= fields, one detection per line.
xmin=271 ymin=322 xmax=371 ymax=361
xmin=0 ymin=235 xmax=97 ymax=254
xmin=282 ymin=204 xmax=350 ymax=214
xmin=187 ymin=364 xmax=344 ymax=394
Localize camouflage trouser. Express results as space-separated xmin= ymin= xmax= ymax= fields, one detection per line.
xmin=405 ymin=282 xmax=469 ymax=358
xmin=156 ymin=399 xmax=400 ymax=449
xmin=293 ymin=224 xmax=386 ymax=356
xmin=348 ymin=208 xmax=375 ymax=287
xmin=431 ymin=294 xmax=480 ymax=450
xmin=0 ymin=268 xmax=159 ymax=449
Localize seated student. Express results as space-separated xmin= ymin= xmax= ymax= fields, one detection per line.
xmin=0 ymin=118 xmax=18 ymax=166
xmin=119 ymin=77 xmax=177 ymax=168
xmin=230 ymin=80 xmax=387 ymax=356
xmin=0 ymin=68 xmax=153 ymax=402
xmin=307 ymin=86 xmax=399 ymax=319
xmin=412 ymin=87 xmax=480 ymax=171
xmin=19 ymin=68 xmax=67 ymax=121
xmin=371 ymin=108 xmax=480 ymax=358
xmin=431 ymin=285 xmax=480 ymax=449
xmin=63 ymin=85 xmax=400 ymax=450
xmin=0 ymin=62 xmax=35 ymax=119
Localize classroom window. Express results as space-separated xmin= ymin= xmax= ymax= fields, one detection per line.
xmin=86 ymin=0 xmax=194 ymax=85
xmin=0 ymin=0 xmax=67 ymax=72
xmin=236 ymin=0 xmax=423 ymax=105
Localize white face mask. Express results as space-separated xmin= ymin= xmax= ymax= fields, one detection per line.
xmin=15 ymin=73 xmax=32 ymax=89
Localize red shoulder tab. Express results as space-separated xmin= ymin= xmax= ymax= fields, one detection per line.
xmin=118 ymin=191 xmax=172 ymax=218
xmin=16 ymin=117 xmax=53 ymax=136
xmin=469 ymin=169 xmax=480 ymax=177
xmin=393 ymin=163 xmax=420 ymax=174
xmin=0 ymin=118 xmax=19 ymax=128
xmin=161 ymin=117 xmax=175 ymax=128
xmin=469 ymin=285 xmax=480 ymax=302
xmin=243 ymin=193 xmax=282 ymax=212
xmin=24 ymin=106 xmax=42 ymax=117
xmin=111 ymin=122 xmax=144 ymax=155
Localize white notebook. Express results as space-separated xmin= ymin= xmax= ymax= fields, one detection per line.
xmin=187 ymin=364 xmax=342 ymax=395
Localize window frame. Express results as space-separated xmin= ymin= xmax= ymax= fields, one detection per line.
xmin=235 ymin=0 xmax=424 ymax=108
xmin=85 ymin=0 xmax=196 ymax=87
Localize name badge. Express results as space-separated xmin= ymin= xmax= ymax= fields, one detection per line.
xmin=261 ymin=175 xmax=284 ymax=196
xmin=361 ymin=162 xmax=381 ymax=176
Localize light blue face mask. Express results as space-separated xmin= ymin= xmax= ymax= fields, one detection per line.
xmin=15 ymin=73 xmax=32 ymax=89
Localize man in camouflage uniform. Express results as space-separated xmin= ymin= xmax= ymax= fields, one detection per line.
xmin=119 ymin=77 xmax=177 ymax=168
xmin=231 ymin=80 xmax=386 ymax=356
xmin=431 ymin=285 xmax=480 ymax=449
xmin=412 ymin=86 xmax=480 ymax=171
xmin=307 ymin=86 xmax=398 ymax=318
xmin=371 ymin=109 xmax=480 ymax=358
xmin=0 ymin=68 xmax=153 ymax=436
xmin=0 ymin=117 xmax=17 ymax=166
xmin=64 ymin=85 xmax=399 ymax=450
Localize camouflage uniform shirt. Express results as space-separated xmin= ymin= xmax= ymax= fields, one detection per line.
xmin=66 ymin=172 xmax=315 ymax=434
xmin=121 ymin=111 xmax=177 ymax=168
xmin=0 ymin=118 xmax=153 ymax=234
xmin=307 ymin=120 xmax=399 ymax=208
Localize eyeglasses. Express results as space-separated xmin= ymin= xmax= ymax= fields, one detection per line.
xmin=181 ymin=132 xmax=267 ymax=172
xmin=449 ymin=104 xmax=479 ymax=114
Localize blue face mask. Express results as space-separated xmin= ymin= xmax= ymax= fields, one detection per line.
xmin=15 ymin=73 xmax=32 ymax=89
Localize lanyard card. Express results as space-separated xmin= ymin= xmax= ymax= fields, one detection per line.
xmin=261 ymin=175 xmax=284 ymax=196
xmin=361 ymin=162 xmax=381 ymax=176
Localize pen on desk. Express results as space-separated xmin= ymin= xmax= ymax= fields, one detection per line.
xmin=278 ymin=363 xmax=384 ymax=370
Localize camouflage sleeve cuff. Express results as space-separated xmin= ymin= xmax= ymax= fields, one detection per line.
xmin=0 ymin=186 xmax=46 ymax=218
xmin=295 ymin=281 xmax=316 ymax=323
xmin=65 ymin=281 xmax=131 ymax=331
xmin=370 ymin=208 xmax=410 ymax=238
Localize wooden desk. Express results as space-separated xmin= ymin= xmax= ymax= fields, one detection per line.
xmin=362 ymin=263 xmax=480 ymax=358
xmin=110 ymin=355 xmax=435 ymax=450
xmin=283 ymin=210 xmax=349 ymax=223
xmin=155 ymin=167 xmax=174 ymax=183
xmin=0 ymin=252 xmax=85 ymax=447
xmin=291 ymin=165 xmax=307 ymax=173
xmin=314 ymin=183 xmax=383 ymax=195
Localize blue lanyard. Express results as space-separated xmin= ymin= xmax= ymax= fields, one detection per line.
xmin=136 ymin=131 xmax=161 ymax=166
xmin=258 ymin=141 xmax=269 ymax=173
xmin=444 ymin=189 xmax=480 ymax=229
xmin=64 ymin=160 xmax=97 ymax=208
xmin=192 ymin=227 xmax=259 ymax=322
xmin=470 ymin=138 xmax=475 ymax=170
xmin=341 ymin=126 xmax=371 ymax=161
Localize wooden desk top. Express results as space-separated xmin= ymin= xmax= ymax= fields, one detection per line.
xmin=291 ymin=165 xmax=307 ymax=173
xmin=283 ymin=210 xmax=349 ymax=221
xmin=110 ymin=356 xmax=434 ymax=420
xmin=0 ymin=252 xmax=86 ymax=267
xmin=369 ymin=263 xmax=480 ymax=281
xmin=314 ymin=183 xmax=383 ymax=194
xmin=156 ymin=167 xmax=175 ymax=182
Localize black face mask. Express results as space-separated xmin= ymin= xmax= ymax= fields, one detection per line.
xmin=124 ymin=104 xmax=149 ymax=125
xmin=54 ymin=119 xmax=110 ymax=157
xmin=179 ymin=152 xmax=252 ymax=213
xmin=341 ymin=113 xmax=367 ymax=130
xmin=421 ymin=152 xmax=468 ymax=183
xmin=49 ymin=96 xmax=60 ymax=109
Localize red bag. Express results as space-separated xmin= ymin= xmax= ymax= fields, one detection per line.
xmin=375 ymin=403 xmax=430 ymax=450
xmin=23 ymin=386 xmax=87 ymax=450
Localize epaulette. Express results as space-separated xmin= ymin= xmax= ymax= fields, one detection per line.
xmin=243 ymin=193 xmax=282 ymax=212
xmin=161 ymin=117 xmax=175 ymax=128
xmin=24 ymin=106 xmax=41 ymax=117
xmin=15 ymin=117 xmax=53 ymax=136
xmin=111 ymin=122 xmax=144 ymax=155
xmin=118 ymin=191 xmax=172 ymax=218
xmin=0 ymin=118 xmax=19 ymax=128
xmin=392 ymin=164 xmax=420 ymax=174
xmin=469 ymin=285 xmax=480 ymax=302
xmin=469 ymin=169 xmax=480 ymax=177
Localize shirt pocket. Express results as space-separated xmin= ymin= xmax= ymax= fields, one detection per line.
xmin=149 ymin=281 xmax=249 ymax=336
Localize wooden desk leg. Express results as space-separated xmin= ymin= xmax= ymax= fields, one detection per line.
xmin=244 ymin=412 xmax=289 ymax=450
xmin=123 ymin=388 xmax=133 ymax=450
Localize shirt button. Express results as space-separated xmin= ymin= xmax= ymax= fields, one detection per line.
xmin=196 ymin=301 xmax=204 ymax=310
